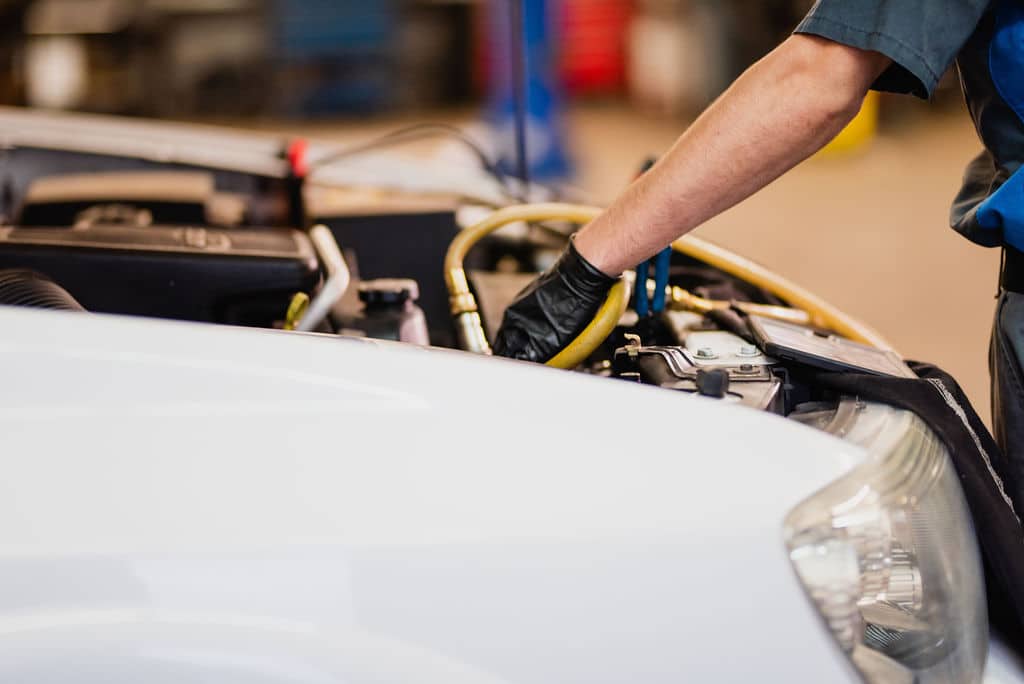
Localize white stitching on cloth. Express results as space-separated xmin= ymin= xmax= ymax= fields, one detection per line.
xmin=926 ymin=377 xmax=1022 ymax=526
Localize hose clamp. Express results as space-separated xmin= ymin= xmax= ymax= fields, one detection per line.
xmin=449 ymin=292 xmax=479 ymax=316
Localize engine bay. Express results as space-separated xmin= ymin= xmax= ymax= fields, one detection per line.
xmin=0 ymin=109 xmax=909 ymax=427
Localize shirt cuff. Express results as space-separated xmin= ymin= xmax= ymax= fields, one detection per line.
xmin=795 ymin=14 xmax=940 ymax=99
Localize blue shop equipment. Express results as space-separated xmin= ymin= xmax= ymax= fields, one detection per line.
xmin=487 ymin=0 xmax=572 ymax=181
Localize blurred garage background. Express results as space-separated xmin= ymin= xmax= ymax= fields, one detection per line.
xmin=0 ymin=0 xmax=998 ymax=420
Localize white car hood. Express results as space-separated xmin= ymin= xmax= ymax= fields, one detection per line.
xmin=0 ymin=306 xmax=865 ymax=682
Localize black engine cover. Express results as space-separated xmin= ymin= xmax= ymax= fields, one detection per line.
xmin=0 ymin=224 xmax=319 ymax=326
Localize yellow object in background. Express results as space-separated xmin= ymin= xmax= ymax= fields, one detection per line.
xmin=283 ymin=292 xmax=310 ymax=331
xmin=821 ymin=91 xmax=880 ymax=156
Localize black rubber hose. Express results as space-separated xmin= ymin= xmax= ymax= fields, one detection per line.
xmin=0 ymin=269 xmax=85 ymax=312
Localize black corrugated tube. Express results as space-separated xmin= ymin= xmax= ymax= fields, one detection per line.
xmin=0 ymin=270 xmax=85 ymax=312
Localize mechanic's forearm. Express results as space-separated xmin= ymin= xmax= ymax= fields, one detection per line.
xmin=574 ymin=35 xmax=890 ymax=276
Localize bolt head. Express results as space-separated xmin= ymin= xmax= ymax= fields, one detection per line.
xmin=695 ymin=347 xmax=718 ymax=359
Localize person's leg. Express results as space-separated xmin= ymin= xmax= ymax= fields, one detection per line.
xmin=991 ymin=291 xmax=1024 ymax=512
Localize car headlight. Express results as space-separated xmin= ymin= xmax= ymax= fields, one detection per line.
xmin=784 ymin=409 xmax=987 ymax=682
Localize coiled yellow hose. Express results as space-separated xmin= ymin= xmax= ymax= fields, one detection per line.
xmin=445 ymin=203 xmax=892 ymax=368
xmin=670 ymin=234 xmax=892 ymax=349
xmin=445 ymin=204 xmax=628 ymax=369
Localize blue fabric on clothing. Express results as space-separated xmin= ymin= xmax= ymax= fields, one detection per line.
xmin=978 ymin=166 xmax=1024 ymax=251
xmin=990 ymin=2 xmax=1024 ymax=123
xmin=970 ymin=3 xmax=1024 ymax=249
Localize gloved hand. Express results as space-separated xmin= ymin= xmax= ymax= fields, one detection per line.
xmin=493 ymin=236 xmax=617 ymax=363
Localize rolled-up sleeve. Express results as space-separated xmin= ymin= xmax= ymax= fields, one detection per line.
xmin=795 ymin=0 xmax=991 ymax=99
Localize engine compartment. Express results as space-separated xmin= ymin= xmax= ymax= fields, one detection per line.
xmin=0 ymin=203 xmax=890 ymax=426
xmin=0 ymin=113 xmax=907 ymax=428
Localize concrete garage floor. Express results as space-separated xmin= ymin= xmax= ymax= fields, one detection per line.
xmin=274 ymin=104 xmax=999 ymax=424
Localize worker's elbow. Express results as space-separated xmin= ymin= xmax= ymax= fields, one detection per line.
xmin=774 ymin=34 xmax=886 ymax=131
xmin=816 ymin=86 xmax=868 ymax=137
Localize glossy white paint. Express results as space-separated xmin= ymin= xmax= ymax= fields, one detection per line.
xmin=0 ymin=306 xmax=1013 ymax=682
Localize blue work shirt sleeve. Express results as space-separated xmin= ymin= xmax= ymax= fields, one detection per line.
xmin=795 ymin=0 xmax=991 ymax=99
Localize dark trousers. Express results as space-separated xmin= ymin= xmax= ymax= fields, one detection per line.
xmin=991 ymin=290 xmax=1024 ymax=513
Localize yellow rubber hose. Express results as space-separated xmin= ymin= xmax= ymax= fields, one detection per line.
xmin=547 ymin=280 xmax=630 ymax=369
xmin=445 ymin=203 xmax=892 ymax=370
xmin=671 ymin=234 xmax=893 ymax=349
xmin=445 ymin=203 xmax=629 ymax=368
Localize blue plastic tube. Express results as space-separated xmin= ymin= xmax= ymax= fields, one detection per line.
xmin=651 ymin=247 xmax=672 ymax=313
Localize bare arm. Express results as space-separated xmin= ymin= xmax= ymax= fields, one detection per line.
xmin=573 ymin=34 xmax=892 ymax=276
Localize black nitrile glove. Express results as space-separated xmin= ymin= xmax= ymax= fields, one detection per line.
xmin=493 ymin=237 xmax=617 ymax=363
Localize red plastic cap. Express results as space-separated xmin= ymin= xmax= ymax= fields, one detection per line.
xmin=287 ymin=138 xmax=309 ymax=178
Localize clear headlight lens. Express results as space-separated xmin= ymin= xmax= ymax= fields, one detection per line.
xmin=785 ymin=411 xmax=987 ymax=683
